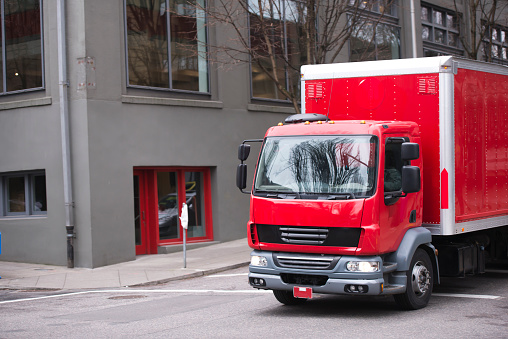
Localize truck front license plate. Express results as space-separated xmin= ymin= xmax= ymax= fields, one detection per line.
xmin=293 ymin=286 xmax=312 ymax=299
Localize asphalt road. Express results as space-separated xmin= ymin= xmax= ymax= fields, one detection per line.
xmin=0 ymin=266 xmax=507 ymax=338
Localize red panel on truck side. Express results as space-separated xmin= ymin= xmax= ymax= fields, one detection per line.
xmin=305 ymin=74 xmax=441 ymax=225
xmin=454 ymin=68 xmax=508 ymax=222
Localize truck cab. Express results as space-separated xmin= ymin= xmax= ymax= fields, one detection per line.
xmin=237 ymin=115 xmax=437 ymax=310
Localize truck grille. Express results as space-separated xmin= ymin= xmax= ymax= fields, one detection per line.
xmin=273 ymin=252 xmax=339 ymax=270
xmin=256 ymin=225 xmax=361 ymax=248
xmin=279 ymin=227 xmax=328 ymax=245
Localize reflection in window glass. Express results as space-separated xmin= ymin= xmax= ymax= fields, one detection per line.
xmin=185 ymin=172 xmax=205 ymax=238
xmin=435 ymin=29 xmax=445 ymax=44
xmin=350 ymin=20 xmax=400 ymax=61
xmin=126 ymin=0 xmax=208 ymax=92
xmin=433 ymin=11 xmax=443 ymax=26
xmin=157 ymin=172 xmax=179 ymax=240
xmin=422 ymin=26 xmax=430 ymax=41
xmin=421 ymin=7 xmax=429 ymax=22
xmin=448 ymin=32 xmax=458 ymax=47
xmin=3 ymin=0 xmax=43 ymax=93
xmin=248 ymin=0 xmax=306 ymax=100
xmin=255 ymin=136 xmax=378 ymax=197
xmin=7 ymin=176 xmax=25 ymax=213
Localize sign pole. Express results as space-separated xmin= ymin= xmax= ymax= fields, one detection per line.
xmin=180 ymin=203 xmax=189 ymax=269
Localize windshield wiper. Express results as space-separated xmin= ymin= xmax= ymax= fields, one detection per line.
xmin=255 ymin=190 xmax=301 ymax=199
xmin=322 ymin=192 xmax=356 ymax=200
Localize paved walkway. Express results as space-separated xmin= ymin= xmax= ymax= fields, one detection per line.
xmin=0 ymin=239 xmax=251 ymax=290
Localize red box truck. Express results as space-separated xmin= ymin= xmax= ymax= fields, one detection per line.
xmin=237 ymin=56 xmax=508 ymax=309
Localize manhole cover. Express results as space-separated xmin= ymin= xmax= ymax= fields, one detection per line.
xmin=108 ymin=295 xmax=147 ymax=300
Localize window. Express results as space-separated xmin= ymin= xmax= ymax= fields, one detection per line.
xmin=349 ymin=0 xmax=400 ymax=61
xmin=0 ymin=0 xmax=43 ymax=94
xmin=421 ymin=3 xmax=462 ymax=57
xmin=248 ymin=0 xmax=307 ymax=100
xmin=0 ymin=171 xmax=47 ymax=216
xmin=125 ymin=0 xmax=209 ymax=92
xmin=483 ymin=24 xmax=508 ymax=65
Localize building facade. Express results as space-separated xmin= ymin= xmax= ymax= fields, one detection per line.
xmin=0 ymin=0 xmax=506 ymax=268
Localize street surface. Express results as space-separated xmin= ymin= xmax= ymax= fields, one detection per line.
xmin=1 ymin=266 xmax=507 ymax=338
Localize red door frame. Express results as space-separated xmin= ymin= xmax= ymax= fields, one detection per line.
xmin=134 ymin=167 xmax=213 ymax=254
xmin=134 ymin=170 xmax=149 ymax=255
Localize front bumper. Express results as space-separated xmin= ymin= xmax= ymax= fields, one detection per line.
xmin=249 ymin=250 xmax=403 ymax=296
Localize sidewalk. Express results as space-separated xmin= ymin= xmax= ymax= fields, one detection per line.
xmin=0 ymin=238 xmax=251 ymax=290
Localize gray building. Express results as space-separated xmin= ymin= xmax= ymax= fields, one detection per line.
xmin=0 ymin=0 xmax=507 ymax=268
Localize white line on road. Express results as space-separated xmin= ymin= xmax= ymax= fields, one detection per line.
xmin=0 ymin=289 xmax=503 ymax=305
xmin=433 ymin=293 xmax=502 ymax=300
xmin=0 ymin=289 xmax=270 ymax=305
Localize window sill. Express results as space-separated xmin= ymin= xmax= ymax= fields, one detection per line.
xmin=0 ymin=97 xmax=52 ymax=111
xmin=122 ymin=95 xmax=223 ymax=109
xmin=0 ymin=216 xmax=47 ymax=220
xmin=247 ymin=103 xmax=296 ymax=114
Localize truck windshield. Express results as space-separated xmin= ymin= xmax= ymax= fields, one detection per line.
xmin=254 ymin=135 xmax=378 ymax=198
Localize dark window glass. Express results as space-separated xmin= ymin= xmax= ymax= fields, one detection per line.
xmin=7 ymin=176 xmax=25 ymax=213
xmin=3 ymin=0 xmax=42 ymax=93
xmin=33 ymin=174 xmax=46 ymax=212
xmin=384 ymin=143 xmax=402 ymax=192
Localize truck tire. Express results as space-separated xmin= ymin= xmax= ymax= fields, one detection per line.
xmin=273 ymin=290 xmax=307 ymax=305
xmin=394 ymin=248 xmax=433 ymax=310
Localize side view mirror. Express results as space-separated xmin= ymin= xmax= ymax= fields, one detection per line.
xmin=402 ymin=166 xmax=421 ymax=194
xmin=238 ymin=144 xmax=251 ymax=161
xmin=236 ymin=164 xmax=247 ymax=190
xmin=401 ymin=143 xmax=419 ymax=161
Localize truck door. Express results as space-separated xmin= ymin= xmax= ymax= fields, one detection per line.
xmin=379 ymin=136 xmax=416 ymax=253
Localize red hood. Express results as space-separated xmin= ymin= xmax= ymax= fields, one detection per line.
xmin=251 ymin=197 xmax=365 ymax=227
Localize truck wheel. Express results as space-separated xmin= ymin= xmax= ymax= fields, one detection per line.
xmin=273 ymin=290 xmax=307 ymax=305
xmin=394 ymin=248 xmax=433 ymax=310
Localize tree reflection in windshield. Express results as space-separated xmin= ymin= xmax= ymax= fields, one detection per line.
xmin=255 ymin=135 xmax=378 ymax=197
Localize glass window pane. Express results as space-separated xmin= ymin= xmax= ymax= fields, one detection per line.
xmin=5 ymin=0 xmax=42 ymax=92
xmin=170 ymin=0 xmax=208 ymax=92
xmin=433 ymin=10 xmax=443 ymax=26
xmin=350 ymin=21 xmax=376 ymax=61
xmin=126 ymin=0 xmax=169 ymax=88
xmin=7 ymin=176 xmax=25 ymax=213
xmin=185 ymin=172 xmax=205 ymax=238
xmin=446 ymin=14 xmax=457 ymax=30
xmin=448 ymin=32 xmax=459 ymax=47
xmin=492 ymin=28 xmax=498 ymax=41
xmin=421 ymin=7 xmax=429 ymax=22
xmin=133 ymin=175 xmax=141 ymax=246
xmin=376 ymin=24 xmax=400 ymax=60
xmin=422 ymin=25 xmax=430 ymax=41
xmin=157 ymin=172 xmax=179 ymax=240
xmin=502 ymin=47 xmax=507 ymax=60
xmin=33 ymin=174 xmax=46 ymax=212
xmin=384 ymin=143 xmax=402 ymax=192
xmin=434 ymin=29 xmax=445 ymax=44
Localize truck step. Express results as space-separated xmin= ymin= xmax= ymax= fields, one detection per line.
xmin=382 ymin=284 xmax=405 ymax=295
xmin=382 ymin=262 xmax=398 ymax=273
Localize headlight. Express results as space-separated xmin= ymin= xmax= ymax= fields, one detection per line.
xmin=251 ymin=255 xmax=268 ymax=267
xmin=346 ymin=261 xmax=380 ymax=272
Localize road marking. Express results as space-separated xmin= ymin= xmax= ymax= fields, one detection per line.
xmin=433 ymin=293 xmax=502 ymax=300
xmin=1 ymin=289 xmax=502 ymax=305
xmin=0 ymin=289 xmax=270 ymax=305
xmin=206 ymin=273 xmax=249 ymax=278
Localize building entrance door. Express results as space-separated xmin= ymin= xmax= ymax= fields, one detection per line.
xmin=133 ymin=167 xmax=213 ymax=254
